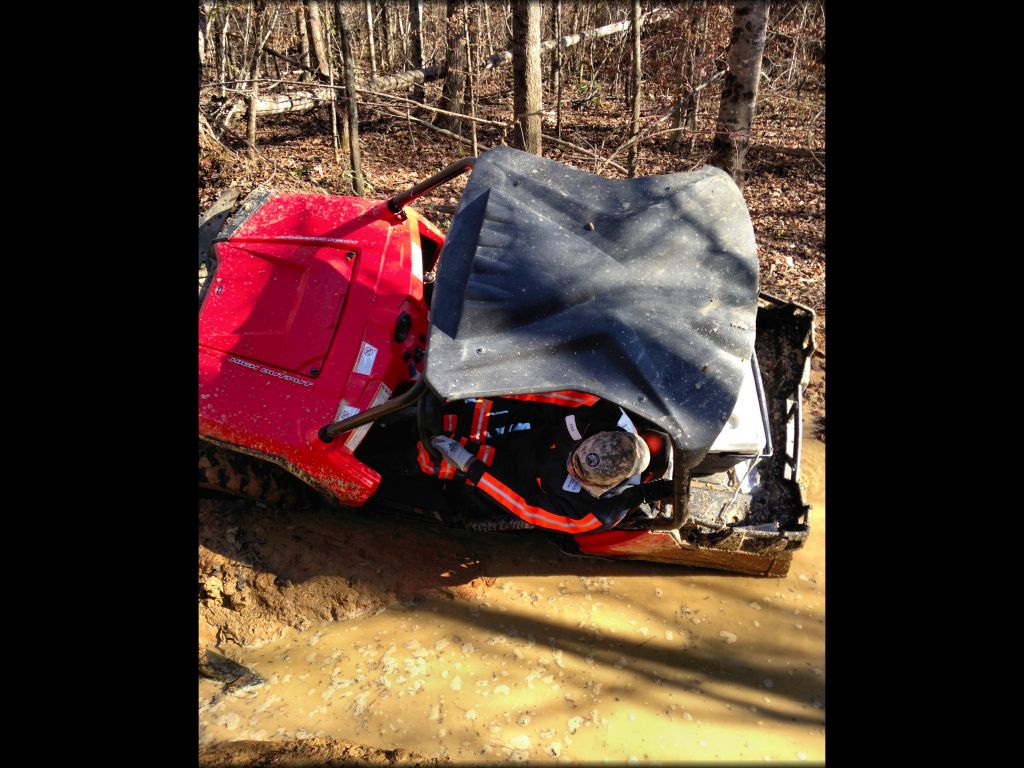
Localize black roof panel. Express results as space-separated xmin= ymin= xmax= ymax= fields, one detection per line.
xmin=425 ymin=147 xmax=759 ymax=467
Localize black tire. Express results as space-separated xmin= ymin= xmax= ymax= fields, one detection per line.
xmin=198 ymin=441 xmax=317 ymax=509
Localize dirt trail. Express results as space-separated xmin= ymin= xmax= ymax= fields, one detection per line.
xmin=199 ymin=428 xmax=824 ymax=763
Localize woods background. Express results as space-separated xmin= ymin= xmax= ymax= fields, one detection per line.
xmin=197 ymin=0 xmax=825 ymax=382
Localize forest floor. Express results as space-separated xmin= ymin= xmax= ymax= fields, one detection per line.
xmin=198 ymin=78 xmax=826 ymax=763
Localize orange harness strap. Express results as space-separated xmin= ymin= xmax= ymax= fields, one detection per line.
xmin=470 ymin=399 xmax=493 ymax=441
xmin=502 ymin=391 xmax=600 ymax=407
xmin=475 ymin=472 xmax=603 ymax=533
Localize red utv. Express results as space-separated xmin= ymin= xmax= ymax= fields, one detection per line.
xmin=199 ymin=147 xmax=815 ymax=577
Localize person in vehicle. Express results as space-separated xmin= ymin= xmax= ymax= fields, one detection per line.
xmin=420 ymin=391 xmax=673 ymax=532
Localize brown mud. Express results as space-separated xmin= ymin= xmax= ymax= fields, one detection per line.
xmin=199 ymin=419 xmax=824 ymax=763
xmin=199 ymin=500 xmax=497 ymax=651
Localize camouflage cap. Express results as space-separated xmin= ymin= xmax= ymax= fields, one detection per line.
xmin=568 ymin=430 xmax=650 ymax=497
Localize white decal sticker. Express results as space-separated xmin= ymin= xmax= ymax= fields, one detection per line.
xmin=354 ymin=342 xmax=378 ymax=375
xmin=344 ymin=383 xmax=393 ymax=451
xmin=617 ymin=407 xmax=638 ymax=435
xmin=370 ymin=382 xmax=394 ymax=407
xmin=410 ymin=232 xmax=423 ymax=282
xmin=335 ymin=402 xmax=360 ymax=422
xmin=565 ymin=414 xmax=582 ymax=441
xmin=562 ymin=474 xmax=582 ymax=493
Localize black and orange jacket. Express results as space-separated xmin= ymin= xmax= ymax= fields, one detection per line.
xmin=417 ymin=391 xmax=668 ymax=533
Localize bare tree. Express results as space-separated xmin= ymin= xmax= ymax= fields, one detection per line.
xmin=305 ymin=0 xmax=331 ymax=79
xmin=510 ymin=0 xmax=542 ymax=154
xmin=552 ymin=0 xmax=562 ymax=139
xmin=483 ymin=1 xmax=495 ymax=55
xmin=327 ymin=17 xmax=342 ymax=163
xmin=709 ymin=1 xmax=769 ymax=186
xmin=334 ymin=1 xmax=366 ymax=195
xmin=377 ymin=0 xmax=392 ymax=72
xmin=436 ymin=0 xmax=468 ymax=133
xmin=668 ymin=3 xmax=709 ymax=154
xmin=409 ymin=0 xmax=424 ymax=103
xmin=465 ymin=3 xmax=479 ymax=155
xmin=626 ymin=0 xmax=642 ymax=176
xmin=786 ymin=1 xmax=809 ymax=87
xmin=245 ymin=1 xmax=272 ymax=153
xmin=296 ymin=6 xmax=311 ymax=80
xmin=199 ymin=3 xmax=211 ymax=85
xmin=685 ymin=6 xmax=711 ymax=154
xmin=215 ymin=9 xmax=231 ymax=97
xmin=365 ymin=0 xmax=378 ymax=77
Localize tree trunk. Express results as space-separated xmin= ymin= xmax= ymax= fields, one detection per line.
xmin=199 ymin=3 xmax=210 ymax=84
xmin=247 ymin=80 xmax=259 ymax=152
xmin=296 ymin=7 xmax=311 ymax=80
xmin=510 ymin=0 xmax=542 ymax=154
xmin=503 ymin=0 xmax=513 ymax=40
xmin=334 ymin=1 xmax=365 ymax=195
xmin=409 ymin=0 xmax=425 ymax=103
xmin=617 ymin=35 xmax=630 ymax=116
xmin=483 ymin=1 xmax=494 ymax=56
xmin=245 ymin=3 xmax=266 ymax=154
xmin=667 ymin=12 xmax=689 ymax=153
xmin=567 ymin=2 xmax=581 ymax=77
xmin=305 ymin=0 xmax=331 ymax=79
xmin=365 ymin=0 xmax=378 ymax=77
xmin=553 ymin=0 xmax=562 ymax=139
xmin=626 ymin=0 xmax=642 ymax=176
xmin=787 ymin=2 xmax=809 ymax=86
xmin=687 ymin=5 xmax=710 ymax=154
xmin=240 ymin=4 xmax=253 ymax=65
xmin=435 ymin=0 xmax=468 ymax=133
xmin=709 ymin=1 xmax=769 ymax=186
xmin=377 ymin=0 xmax=392 ymax=72
xmin=465 ymin=4 xmax=478 ymax=156
xmin=397 ymin=4 xmax=408 ymax=66
xmin=216 ymin=12 xmax=231 ymax=97
xmin=328 ymin=30 xmax=341 ymax=163
xmin=668 ymin=2 xmax=707 ymax=154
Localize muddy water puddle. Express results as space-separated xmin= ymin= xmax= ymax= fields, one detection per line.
xmin=200 ymin=437 xmax=824 ymax=763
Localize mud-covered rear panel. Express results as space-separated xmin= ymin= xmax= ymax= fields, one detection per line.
xmin=575 ymin=296 xmax=815 ymax=576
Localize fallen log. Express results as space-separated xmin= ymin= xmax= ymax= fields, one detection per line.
xmin=363 ymin=7 xmax=671 ymax=92
xmin=226 ymin=6 xmax=675 ymax=120
xmin=246 ymin=87 xmax=335 ymax=116
xmin=476 ymin=7 xmax=671 ymax=74
xmin=365 ymin=64 xmax=446 ymax=93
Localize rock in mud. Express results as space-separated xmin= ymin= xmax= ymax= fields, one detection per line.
xmin=199 ymin=649 xmax=264 ymax=691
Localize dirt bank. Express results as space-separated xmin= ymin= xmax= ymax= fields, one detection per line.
xmin=199 ymin=737 xmax=449 ymax=766
xmin=199 ymin=500 xmax=498 ymax=652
